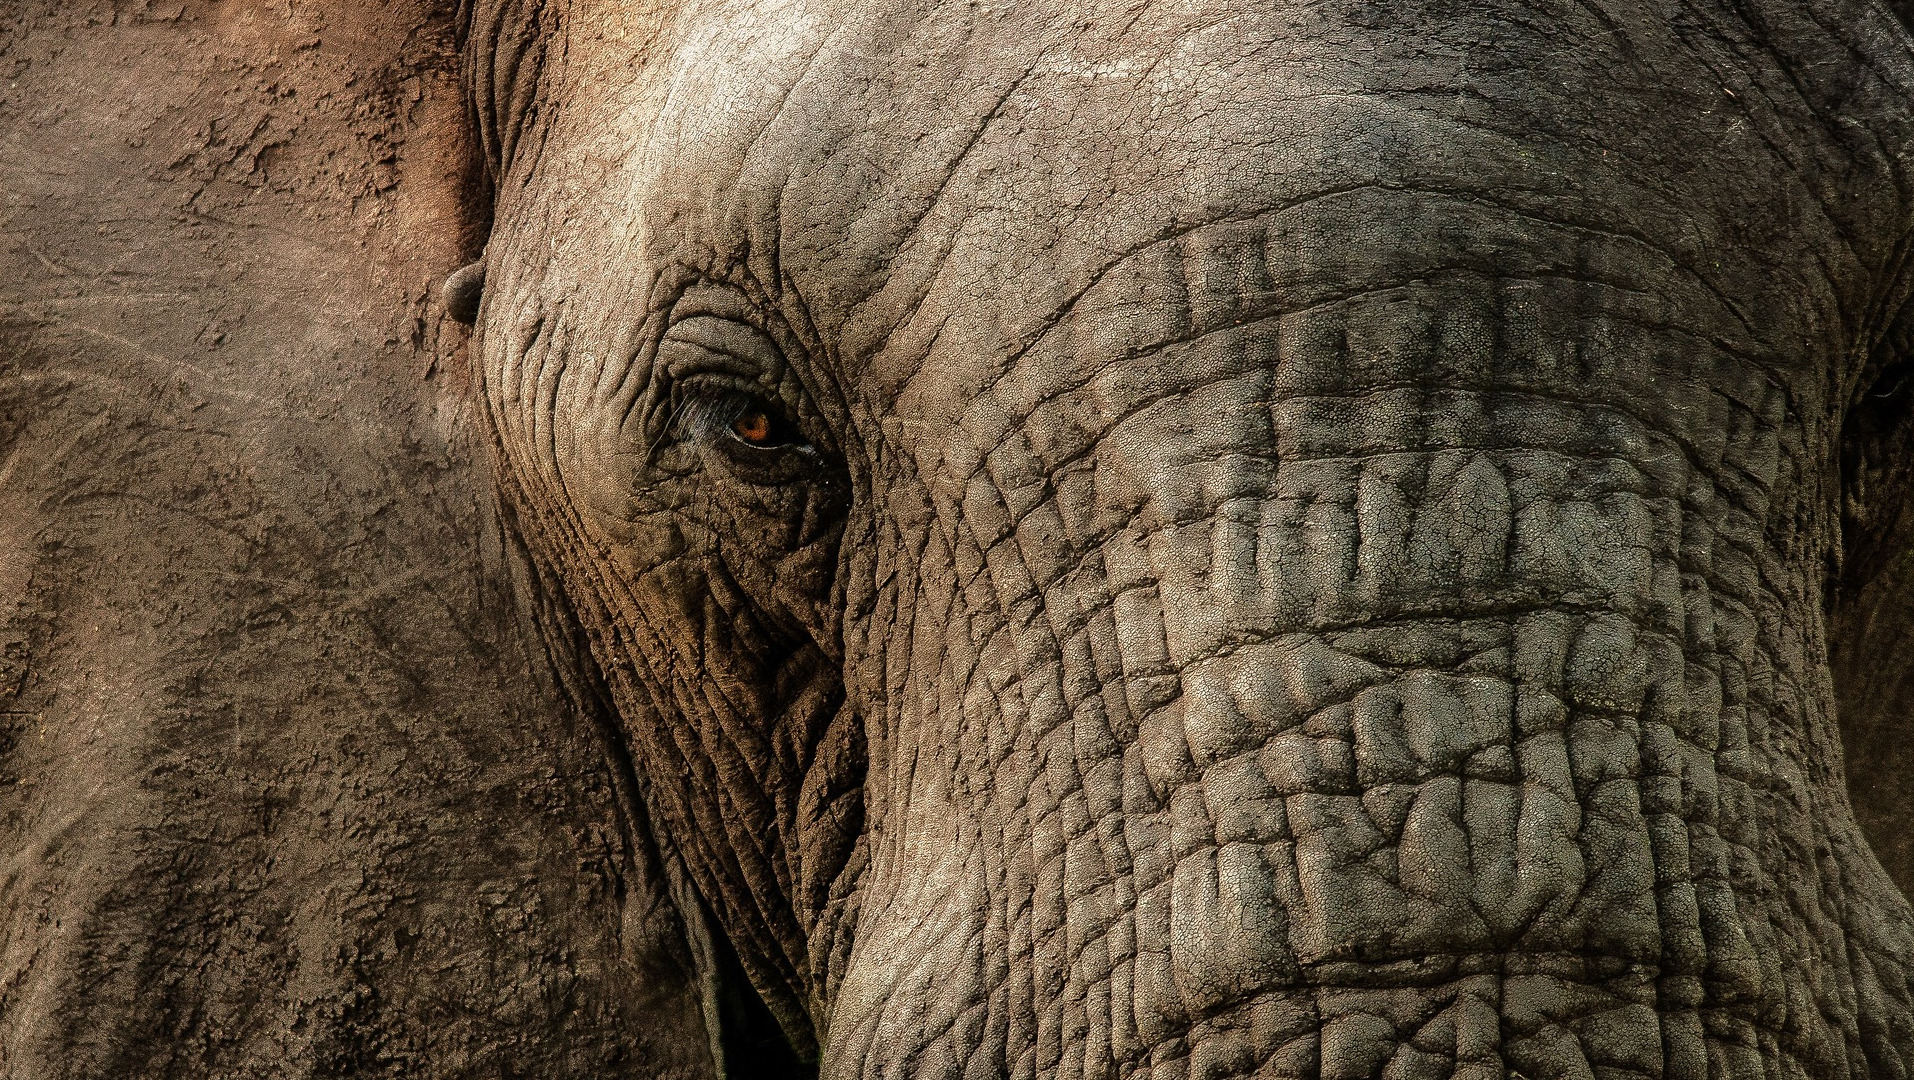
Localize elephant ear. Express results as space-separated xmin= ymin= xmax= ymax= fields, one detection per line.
xmin=1831 ymin=298 xmax=1914 ymax=895
xmin=0 ymin=2 xmax=723 ymax=1076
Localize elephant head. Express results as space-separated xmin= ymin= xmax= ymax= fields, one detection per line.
xmin=458 ymin=0 xmax=1914 ymax=1075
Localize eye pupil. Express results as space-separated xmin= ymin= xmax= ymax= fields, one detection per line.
xmin=733 ymin=410 xmax=773 ymax=444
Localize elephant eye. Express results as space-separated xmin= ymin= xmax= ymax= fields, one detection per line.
xmin=728 ymin=402 xmax=802 ymax=449
xmin=672 ymin=385 xmax=814 ymax=458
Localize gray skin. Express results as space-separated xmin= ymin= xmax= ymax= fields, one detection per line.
xmin=460 ymin=0 xmax=1914 ymax=1076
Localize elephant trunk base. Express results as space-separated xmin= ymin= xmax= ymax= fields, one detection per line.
xmin=819 ymin=273 xmax=1914 ymax=1079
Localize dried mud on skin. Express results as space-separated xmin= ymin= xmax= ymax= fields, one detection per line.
xmin=0 ymin=4 xmax=711 ymax=1077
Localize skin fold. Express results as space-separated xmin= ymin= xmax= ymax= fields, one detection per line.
xmin=461 ymin=0 xmax=1914 ymax=1075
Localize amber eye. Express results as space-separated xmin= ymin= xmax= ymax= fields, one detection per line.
xmin=732 ymin=409 xmax=775 ymax=445
xmin=677 ymin=388 xmax=806 ymax=453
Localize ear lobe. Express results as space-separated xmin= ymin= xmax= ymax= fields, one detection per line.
xmin=444 ymin=259 xmax=488 ymax=325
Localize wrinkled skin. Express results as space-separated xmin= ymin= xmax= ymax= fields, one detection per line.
xmin=463 ymin=0 xmax=1914 ymax=1076
xmin=0 ymin=3 xmax=717 ymax=1076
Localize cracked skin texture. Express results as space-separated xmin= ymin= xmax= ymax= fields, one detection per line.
xmin=7 ymin=0 xmax=1914 ymax=1077
xmin=464 ymin=0 xmax=1914 ymax=1075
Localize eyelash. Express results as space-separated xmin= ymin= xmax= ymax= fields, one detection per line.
xmin=673 ymin=385 xmax=811 ymax=452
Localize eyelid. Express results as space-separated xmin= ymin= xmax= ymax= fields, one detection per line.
xmin=660 ymin=315 xmax=784 ymax=381
xmin=649 ymin=306 xmax=830 ymax=461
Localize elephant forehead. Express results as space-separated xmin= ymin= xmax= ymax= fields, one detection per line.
xmin=492 ymin=0 xmax=1911 ymax=491
xmin=559 ymin=0 xmax=1330 ymax=277
xmin=585 ymin=1 xmax=1822 ymax=298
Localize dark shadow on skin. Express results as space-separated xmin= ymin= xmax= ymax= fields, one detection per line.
xmin=503 ymin=492 xmax=813 ymax=1074
xmin=709 ymin=910 xmax=818 ymax=1080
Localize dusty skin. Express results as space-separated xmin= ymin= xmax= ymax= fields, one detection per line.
xmin=3 ymin=0 xmax=1914 ymax=1078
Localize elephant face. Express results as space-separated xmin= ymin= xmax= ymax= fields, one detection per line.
xmin=465 ymin=0 xmax=1914 ymax=1074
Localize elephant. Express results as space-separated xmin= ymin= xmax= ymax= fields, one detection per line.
xmin=453 ymin=0 xmax=1914 ymax=1075
xmin=3 ymin=0 xmax=1913 ymax=1078
xmin=0 ymin=3 xmax=720 ymax=1076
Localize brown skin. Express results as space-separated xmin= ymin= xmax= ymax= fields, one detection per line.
xmin=5 ymin=0 xmax=1914 ymax=1078
xmin=0 ymin=3 xmax=717 ymax=1077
